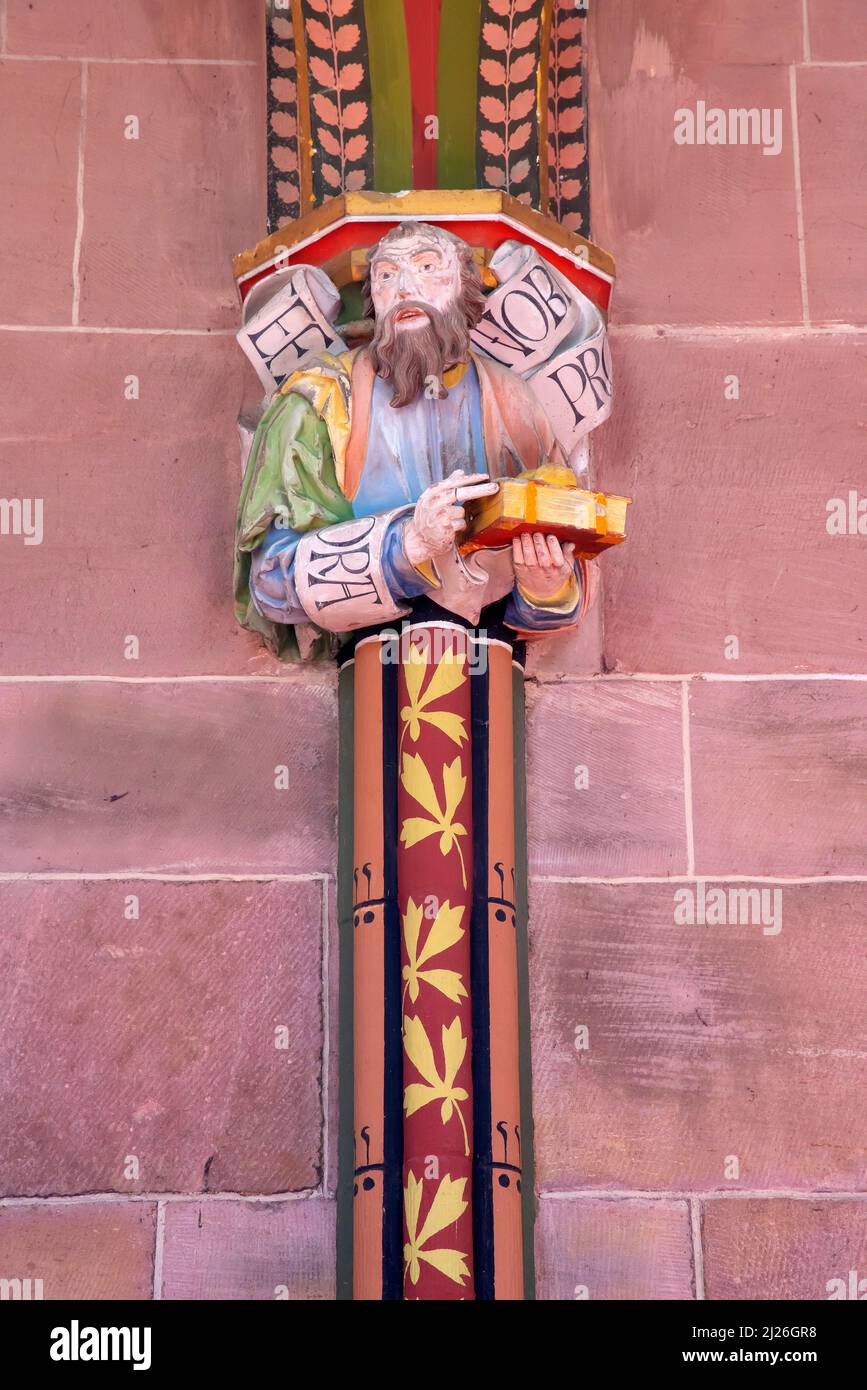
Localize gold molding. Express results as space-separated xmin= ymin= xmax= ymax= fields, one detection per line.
xmin=233 ymin=189 xmax=615 ymax=281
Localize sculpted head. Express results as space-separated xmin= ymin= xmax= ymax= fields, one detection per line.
xmin=363 ymin=222 xmax=486 ymax=408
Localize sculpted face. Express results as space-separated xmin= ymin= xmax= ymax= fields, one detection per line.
xmin=366 ymin=223 xmax=485 ymax=408
xmin=370 ymin=231 xmax=462 ymax=331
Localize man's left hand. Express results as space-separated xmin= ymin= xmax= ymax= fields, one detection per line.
xmin=512 ymin=533 xmax=577 ymax=603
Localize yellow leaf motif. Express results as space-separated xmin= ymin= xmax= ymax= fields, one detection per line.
xmin=400 ymin=752 xmax=468 ymax=888
xmin=400 ymin=648 xmax=468 ymax=751
xmin=404 ymin=1014 xmax=469 ymax=1157
xmin=402 ymin=897 xmax=467 ymax=1009
xmin=404 ymin=1171 xmax=470 ymax=1288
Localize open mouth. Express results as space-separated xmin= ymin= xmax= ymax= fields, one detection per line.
xmin=393 ymin=307 xmax=429 ymax=324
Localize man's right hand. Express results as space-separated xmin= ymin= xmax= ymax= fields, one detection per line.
xmin=404 ymin=470 xmax=498 ymax=568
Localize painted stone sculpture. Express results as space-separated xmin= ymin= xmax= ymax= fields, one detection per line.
xmin=236 ymin=221 xmax=593 ymax=651
xmin=233 ymin=198 xmax=619 ymax=1300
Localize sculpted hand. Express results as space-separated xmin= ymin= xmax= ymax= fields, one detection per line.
xmin=404 ymin=470 xmax=498 ymax=567
xmin=512 ymin=533 xmax=577 ymax=603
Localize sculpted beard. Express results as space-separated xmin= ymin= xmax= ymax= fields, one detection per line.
xmin=368 ymin=299 xmax=472 ymax=409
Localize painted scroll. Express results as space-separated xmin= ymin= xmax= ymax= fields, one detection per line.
xmin=471 ymin=241 xmax=612 ymax=462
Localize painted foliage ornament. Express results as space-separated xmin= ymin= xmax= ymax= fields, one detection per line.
xmin=233 ymin=190 xmax=624 ymax=1300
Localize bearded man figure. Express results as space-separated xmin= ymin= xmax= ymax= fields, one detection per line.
xmin=234 ymin=221 xmax=591 ymax=656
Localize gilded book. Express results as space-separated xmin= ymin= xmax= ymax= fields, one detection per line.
xmin=459 ymin=465 xmax=631 ymax=558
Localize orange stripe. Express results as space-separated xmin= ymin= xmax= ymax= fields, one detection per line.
xmin=487 ymin=642 xmax=524 ymax=1299
xmin=353 ymin=640 xmax=386 ymax=1300
xmin=345 ymin=350 xmax=375 ymax=502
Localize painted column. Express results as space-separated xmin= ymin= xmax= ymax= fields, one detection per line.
xmin=340 ymin=613 xmax=529 ymax=1300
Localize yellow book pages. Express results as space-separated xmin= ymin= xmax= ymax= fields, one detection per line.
xmin=460 ymin=479 xmax=631 ymax=557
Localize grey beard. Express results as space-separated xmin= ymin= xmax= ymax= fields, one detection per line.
xmin=368 ymin=301 xmax=472 ymax=408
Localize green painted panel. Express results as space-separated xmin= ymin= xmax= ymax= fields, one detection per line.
xmin=337 ymin=282 xmax=366 ymax=326
xmin=437 ymin=0 xmax=482 ymax=189
xmin=364 ymin=0 xmax=414 ymax=192
xmin=512 ymin=665 xmax=536 ymax=1300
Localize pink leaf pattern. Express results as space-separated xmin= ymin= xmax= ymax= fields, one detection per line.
xmin=342 ymin=100 xmax=368 ymax=130
xmin=339 ymin=62 xmax=364 ymax=92
xmin=547 ymin=0 xmax=588 ymax=232
xmin=480 ymin=96 xmax=507 ymax=123
xmin=512 ymin=17 xmax=537 ymax=47
xmin=480 ymin=59 xmax=506 ymax=85
xmin=557 ymin=140 xmax=585 ymax=170
xmin=477 ymin=0 xmax=542 ymax=199
xmin=334 ymin=23 xmax=361 ymax=52
xmin=307 ymin=18 xmax=332 ymax=48
xmin=313 ymin=92 xmax=341 ymax=125
xmin=344 ymin=133 xmax=369 ymax=161
xmin=267 ymin=7 xmax=301 ymax=225
xmin=482 ymin=22 xmax=510 ymax=52
xmin=509 ymin=89 xmax=535 ymax=121
xmin=509 ymin=51 xmax=536 ymax=85
xmin=270 ymin=110 xmax=298 ymax=140
xmin=303 ymin=0 xmax=372 ymax=202
xmin=271 ymin=144 xmax=299 ymax=174
xmin=310 ymin=54 xmax=337 ymax=85
xmin=558 ymin=105 xmax=584 ymax=135
xmin=480 ymin=129 xmax=506 ymax=158
xmin=319 ymin=127 xmax=342 ymax=157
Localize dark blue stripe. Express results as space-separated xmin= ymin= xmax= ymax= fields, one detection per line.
xmin=381 ymin=652 xmax=404 ymax=1300
xmin=470 ymin=646 xmax=494 ymax=1300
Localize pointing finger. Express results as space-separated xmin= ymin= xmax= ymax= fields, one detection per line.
xmin=455 ymin=482 xmax=499 ymax=502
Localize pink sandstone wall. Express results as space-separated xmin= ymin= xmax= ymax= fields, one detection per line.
xmin=0 ymin=0 xmax=864 ymax=1300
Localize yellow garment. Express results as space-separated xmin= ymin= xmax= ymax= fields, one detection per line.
xmin=278 ymin=349 xmax=356 ymax=494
